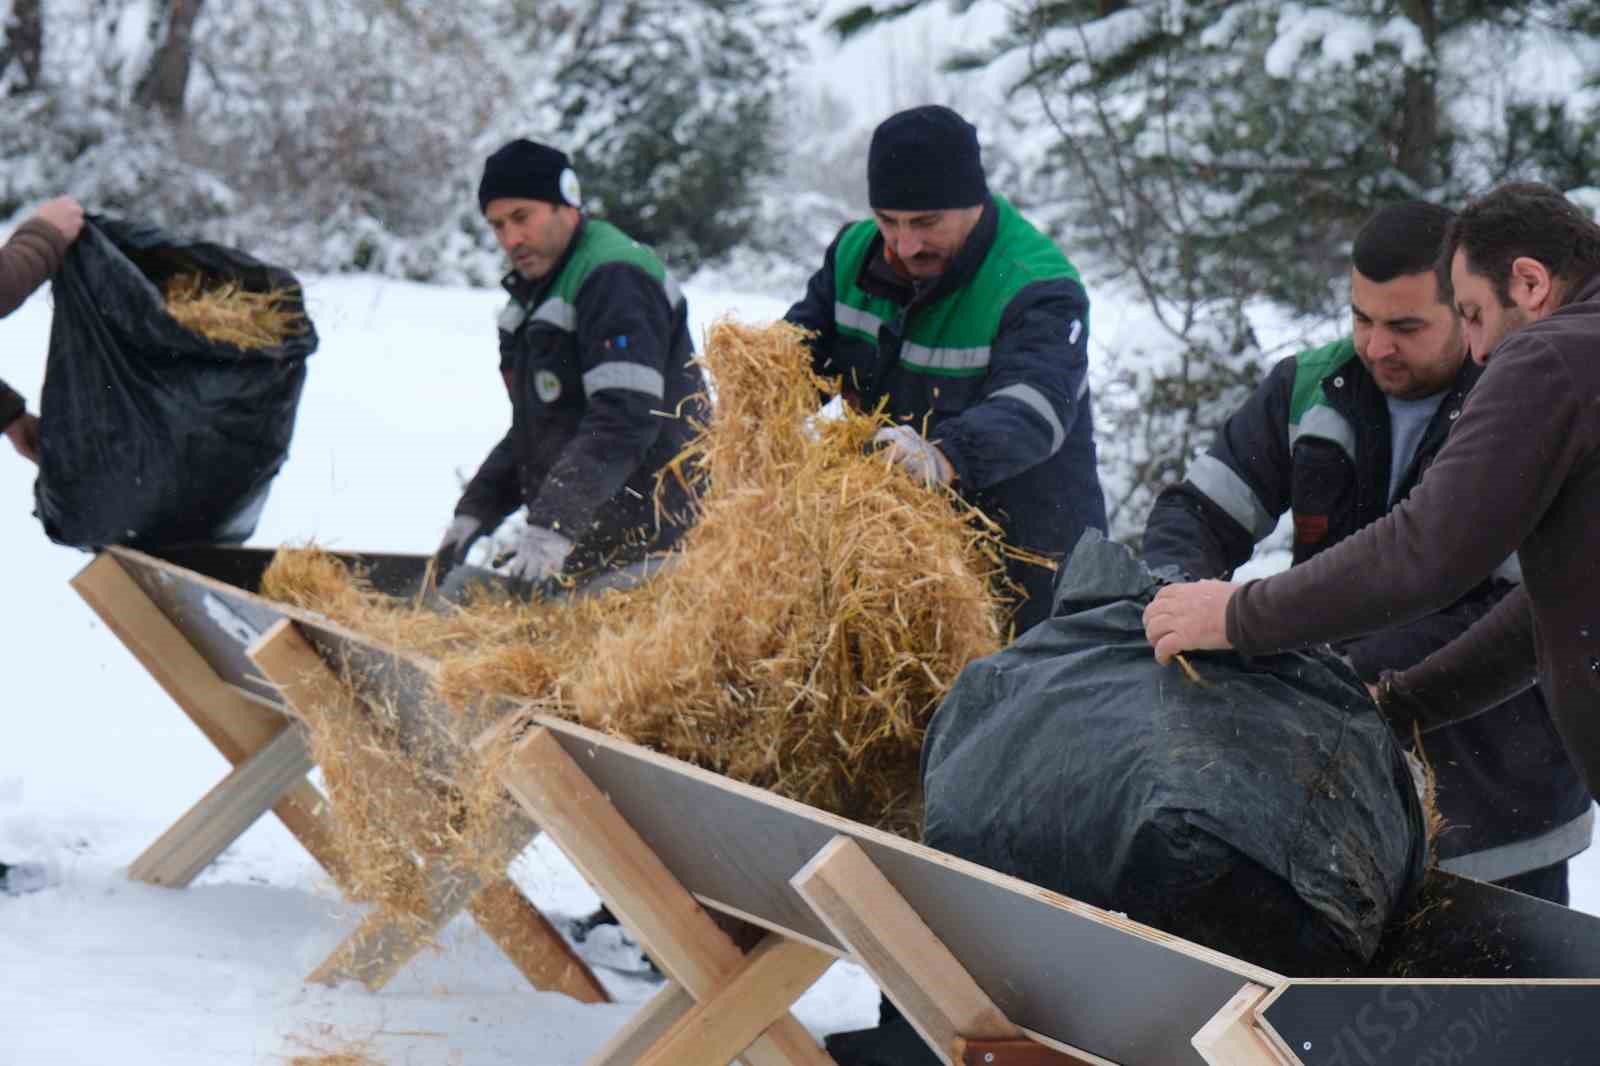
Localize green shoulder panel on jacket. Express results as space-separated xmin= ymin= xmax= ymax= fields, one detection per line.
xmin=503 ymin=221 xmax=674 ymax=337
xmin=553 ymin=220 xmax=668 ymax=300
xmin=1288 ymin=337 xmax=1357 ymax=423
xmin=831 ymin=196 xmax=1083 ymax=377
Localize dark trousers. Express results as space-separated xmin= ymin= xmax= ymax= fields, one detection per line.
xmin=1493 ymin=859 xmax=1570 ymax=906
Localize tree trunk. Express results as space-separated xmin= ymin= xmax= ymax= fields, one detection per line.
xmin=1395 ymin=0 xmax=1439 ymax=184
xmin=133 ymin=0 xmax=206 ymax=117
xmin=0 ymin=0 xmax=43 ymax=95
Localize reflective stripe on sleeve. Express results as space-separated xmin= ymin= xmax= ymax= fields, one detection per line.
xmin=990 ymin=383 xmax=1066 ymax=455
xmin=1185 ymin=454 xmax=1278 ymax=541
xmin=583 ymin=361 xmax=666 ymax=400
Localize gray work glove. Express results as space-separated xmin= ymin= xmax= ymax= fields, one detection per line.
xmin=508 ymin=524 xmax=575 ymax=588
xmin=433 ymin=514 xmax=484 ymax=577
xmin=871 ymin=424 xmax=954 ymax=488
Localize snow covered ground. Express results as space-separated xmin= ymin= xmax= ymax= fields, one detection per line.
xmin=1 ymin=271 xmax=1596 ymax=1065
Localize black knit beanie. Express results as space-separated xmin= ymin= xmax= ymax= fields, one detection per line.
xmin=867 ymin=105 xmax=988 ymax=211
xmin=478 ymin=139 xmax=582 ymax=212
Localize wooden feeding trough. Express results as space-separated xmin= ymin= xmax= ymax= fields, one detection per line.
xmin=77 ymin=545 xmax=1600 ymax=1065
xmin=72 ymin=544 xmax=605 ymax=1002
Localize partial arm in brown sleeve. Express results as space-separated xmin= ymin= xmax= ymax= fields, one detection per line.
xmin=1378 ymin=583 xmax=1538 ymax=734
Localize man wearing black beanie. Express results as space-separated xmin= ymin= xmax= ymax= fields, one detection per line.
xmin=433 ymin=138 xmax=705 ymax=594
xmin=786 ymin=104 xmax=1108 ymax=636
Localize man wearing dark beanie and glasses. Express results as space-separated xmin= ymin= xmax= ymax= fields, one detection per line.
xmin=786 ymin=105 xmax=1107 ymax=636
xmin=433 ymin=139 xmax=705 ymax=595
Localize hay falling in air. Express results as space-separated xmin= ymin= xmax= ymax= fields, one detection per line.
xmin=163 ymin=272 xmax=305 ymax=349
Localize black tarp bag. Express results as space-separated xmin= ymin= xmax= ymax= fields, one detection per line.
xmin=35 ymin=216 xmax=316 ymax=549
xmin=922 ymin=532 xmax=1426 ymax=976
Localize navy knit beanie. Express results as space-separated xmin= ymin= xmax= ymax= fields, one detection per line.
xmin=478 ymin=139 xmax=582 ymax=212
xmin=868 ymin=105 xmax=988 ymax=211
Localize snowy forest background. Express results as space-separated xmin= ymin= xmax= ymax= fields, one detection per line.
xmin=4 ymin=0 xmax=1600 ymax=536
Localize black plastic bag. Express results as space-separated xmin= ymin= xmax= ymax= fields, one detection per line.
xmin=922 ymin=532 xmax=1426 ymax=976
xmin=35 ymin=216 xmax=316 ymax=549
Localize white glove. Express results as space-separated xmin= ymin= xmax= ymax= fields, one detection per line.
xmin=872 ymin=425 xmax=954 ymax=488
xmin=433 ymin=514 xmax=483 ymax=572
xmin=508 ymin=524 xmax=575 ymax=584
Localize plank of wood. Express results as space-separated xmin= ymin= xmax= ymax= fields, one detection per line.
xmin=1190 ymin=985 xmax=1294 ymax=1066
xmin=72 ymin=553 xmax=351 ymax=885
xmin=248 ymin=619 xmax=602 ymax=1001
xmin=501 ymin=726 xmax=835 ymax=1066
xmin=794 ymin=835 xmax=1017 ymax=1065
xmin=589 ymin=982 xmax=699 ymax=1066
xmin=951 ymin=1037 xmax=1105 ymax=1066
xmin=127 ymin=722 xmax=315 ymax=887
xmin=465 ymin=880 xmax=609 ymax=1005
xmin=635 ymin=934 xmax=836 ymax=1066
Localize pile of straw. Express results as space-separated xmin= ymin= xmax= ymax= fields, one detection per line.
xmin=260 ymin=318 xmax=1010 ymax=915
xmin=479 ymin=320 xmax=1009 ymax=832
xmin=163 ymin=272 xmax=305 ymax=349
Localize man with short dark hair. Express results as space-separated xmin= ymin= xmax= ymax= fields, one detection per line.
xmin=785 ymin=105 xmax=1107 ymax=634
xmin=1143 ymin=200 xmax=1590 ymax=903
xmin=1144 ymin=181 xmax=1600 ymax=829
xmin=434 ymin=140 xmax=704 ymax=593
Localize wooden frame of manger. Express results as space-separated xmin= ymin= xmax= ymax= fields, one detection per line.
xmin=75 ymin=544 xmax=1600 ymax=1065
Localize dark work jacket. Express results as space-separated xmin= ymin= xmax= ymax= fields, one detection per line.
xmin=1145 ymin=345 xmax=1591 ymax=878
xmin=455 ymin=219 xmax=705 ymax=573
xmin=785 ymin=199 xmax=1107 ymax=634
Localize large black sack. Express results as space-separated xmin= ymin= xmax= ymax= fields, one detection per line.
xmin=922 ymin=532 xmax=1426 ymax=976
xmin=35 ymin=216 xmax=316 ymax=549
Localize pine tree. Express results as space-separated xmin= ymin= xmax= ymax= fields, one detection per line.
xmin=532 ymin=0 xmax=804 ymax=271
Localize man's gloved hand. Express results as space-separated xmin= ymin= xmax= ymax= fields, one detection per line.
xmin=507 ymin=524 xmax=575 ymax=587
xmin=433 ymin=514 xmax=483 ymax=577
xmin=871 ymin=424 xmax=954 ymax=488
xmin=3 ymin=412 xmax=41 ymax=465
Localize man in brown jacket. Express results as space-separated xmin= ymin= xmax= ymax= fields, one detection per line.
xmin=1 ymin=195 xmax=83 ymax=467
xmin=1143 ymin=181 xmax=1600 ymax=815
xmin=0 ymin=194 xmax=81 ymax=895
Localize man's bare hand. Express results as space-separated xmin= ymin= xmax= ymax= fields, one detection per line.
xmin=34 ymin=196 xmax=85 ymax=243
xmin=4 ymin=413 xmax=41 ymax=464
xmin=1141 ymin=579 xmax=1236 ymax=664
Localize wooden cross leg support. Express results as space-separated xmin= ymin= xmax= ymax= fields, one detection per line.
xmin=499 ymin=726 xmax=837 ymax=1066
xmin=247 ymin=618 xmax=606 ymax=1002
xmin=72 ymin=553 xmax=351 ymax=889
xmin=1191 ymin=985 xmax=1299 ymax=1066
xmin=792 ymin=836 xmax=1107 ymax=1066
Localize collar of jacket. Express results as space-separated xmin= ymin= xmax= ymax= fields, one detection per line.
xmin=499 ymin=215 xmax=588 ymax=310
xmin=1319 ymin=345 xmax=1478 ymax=513
xmin=1561 ymin=272 xmax=1600 ymax=309
xmin=857 ymin=196 xmax=999 ymax=312
xmin=1322 ymin=345 xmax=1479 ymax=420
